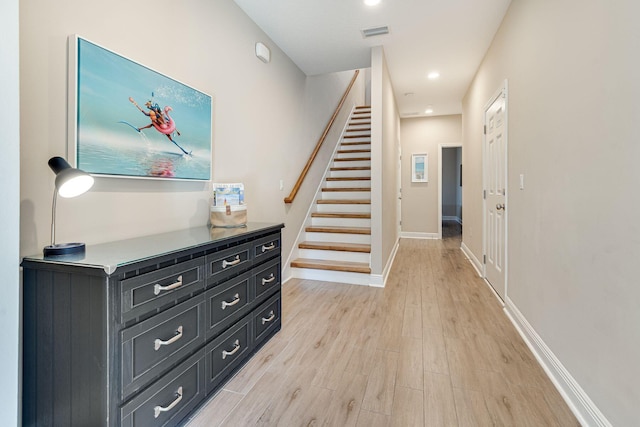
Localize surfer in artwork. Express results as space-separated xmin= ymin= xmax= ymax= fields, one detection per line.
xmin=121 ymin=96 xmax=191 ymax=155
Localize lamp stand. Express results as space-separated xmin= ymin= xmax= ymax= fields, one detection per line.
xmin=43 ymin=189 xmax=86 ymax=256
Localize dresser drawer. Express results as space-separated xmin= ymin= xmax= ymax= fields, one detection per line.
xmin=204 ymin=272 xmax=252 ymax=340
xmin=254 ymin=292 xmax=281 ymax=346
xmin=121 ymin=296 xmax=205 ymax=399
xmin=120 ymin=350 xmax=205 ymax=427
xmin=205 ymin=315 xmax=252 ymax=394
xmin=121 ymin=258 xmax=204 ymax=323
xmin=252 ymin=233 xmax=281 ymax=264
xmin=252 ymin=258 xmax=280 ymax=303
xmin=205 ymin=243 xmax=251 ymax=286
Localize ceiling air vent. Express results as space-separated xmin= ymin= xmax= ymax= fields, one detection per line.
xmin=361 ymin=25 xmax=389 ymax=38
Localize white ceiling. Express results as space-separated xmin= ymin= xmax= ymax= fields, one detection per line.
xmin=233 ymin=0 xmax=512 ymax=118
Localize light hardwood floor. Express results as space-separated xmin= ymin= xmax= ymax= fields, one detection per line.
xmin=185 ymin=222 xmax=579 ymax=426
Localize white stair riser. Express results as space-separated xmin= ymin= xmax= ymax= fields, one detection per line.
xmin=311 ymin=217 xmax=371 ymax=227
xmin=336 ymin=152 xmax=371 ymax=159
xmin=298 ymin=249 xmax=370 ymax=263
xmin=316 ymin=203 xmax=371 ymax=213
xmin=340 ymin=143 xmax=371 ymax=151
xmin=341 ymin=137 xmax=371 ymax=143
xmin=304 ymin=232 xmax=371 ymax=245
xmin=321 ymin=191 xmax=370 ymax=200
xmin=289 ymin=268 xmax=371 ymax=286
xmin=324 ymin=180 xmax=371 ymax=188
xmin=333 ymin=160 xmax=371 ymax=169
xmin=329 ymin=170 xmax=371 ymax=179
xmin=343 ymin=130 xmax=370 ymax=135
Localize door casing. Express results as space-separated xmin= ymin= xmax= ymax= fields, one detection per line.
xmin=438 ymin=143 xmax=463 ymax=239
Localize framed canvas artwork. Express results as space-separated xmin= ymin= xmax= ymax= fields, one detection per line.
xmin=68 ymin=35 xmax=212 ymax=181
xmin=412 ymin=153 xmax=428 ymax=182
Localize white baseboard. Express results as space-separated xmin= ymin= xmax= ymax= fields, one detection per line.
xmin=460 ymin=242 xmax=483 ymax=277
xmin=442 ymin=216 xmax=462 ymax=225
xmin=400 ymin=231 xmax=439 ymax=239
xmin=504 ymin=298 xmax=612 ymax=427
xmin=372 ymin=238 xmax=399 ymax=288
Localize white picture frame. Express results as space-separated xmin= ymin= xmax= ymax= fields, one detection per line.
xmin=68 ymin=35 xmax=212 ymax=181
xmin=412 ymin=153 xmax=428 ymax=182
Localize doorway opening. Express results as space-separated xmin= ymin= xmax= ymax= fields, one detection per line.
xmin=438 ymin=144 xmax=462 ymax=240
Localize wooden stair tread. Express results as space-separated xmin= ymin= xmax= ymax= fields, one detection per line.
xmin=322 ymin=187 xmax=371 ymax=192
xmin=311 ymin=212 xmax=371 ymax=218
xmin=317 ymin=199 xmax=371 ymax=204
xmin=337 ymin=149 xmax=371 ymax=154
xmin=330 ymin=166 xmax=371 ymax=171
xmin=355 ymin=105 xmax=371 ymax=109
xmin=345 ymin=128 xmax=371 ymax=132
xmin=305 ymin=225 xmax=371 ymax=235
xmin=333 ymin=157 xmax=371 ymax=162
xmin=299 ymin=241 xmax=371 ymax=253
xmin=291 ymin=258 xmax=371 ymax=274
xmin=326 ymin=176 xmax=371 ymax=181
xmin=340 ymin=141 xmax=371 ymax=146
xmin=343 ymin=135 xmax=371 ymax=139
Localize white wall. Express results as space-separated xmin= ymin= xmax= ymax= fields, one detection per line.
xmin=370 ymin=46 xmax=400 ymax=278
xmin=400 ymin=115 xmax=462 ymax=234
xmin=462 ymin=1 xmax=640 ymax=424
xmin=19 ymin=0 xmax=357 ymax=269
xmin=0 ymin=0 xmax=21 ymax=424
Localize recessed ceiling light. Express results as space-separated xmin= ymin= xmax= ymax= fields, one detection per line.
xmin=425 ymin=107 xmax=434 ymax=114
xmin=364 ymin=0 xmax=381 ymax=6
xmin=427 ymin=71 xmax=440 ymax=80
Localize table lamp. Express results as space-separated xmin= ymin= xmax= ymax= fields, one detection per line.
xmin=43 ymin=156 xmax=95 ymax=256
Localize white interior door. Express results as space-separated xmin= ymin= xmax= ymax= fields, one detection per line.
xmin=484 ymin=84 xmax=507 ymax=300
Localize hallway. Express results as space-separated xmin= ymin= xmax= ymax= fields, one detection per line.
xmin=186 ymin=232 xmax=579 ymax=426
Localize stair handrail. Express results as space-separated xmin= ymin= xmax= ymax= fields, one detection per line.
xmin=284 ymin=69 xmax=360 ymax=204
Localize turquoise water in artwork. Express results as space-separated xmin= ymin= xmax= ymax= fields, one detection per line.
xmin=75 ymin=38 xmax=212 ymax=180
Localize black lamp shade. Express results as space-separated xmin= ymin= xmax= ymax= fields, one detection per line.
xmin=49 ymin=157 xmax=94 ymax=198
xmin=43 ymin=157 xmax=94 ymax=257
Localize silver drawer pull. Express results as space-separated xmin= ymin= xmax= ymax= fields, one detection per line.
xmin=222 ymin=339 xmax=240 ymax=359
xmin=261 ymin=243 xmax=276 ymax=253
xmin=154 ymin=386 xmax=183 ymax=418
xmin=222 ymin=255 xmax=241 ymax=268
xmin=153 ymin=275 xmax=183 ymax=296
xmin=261 ymin=274 xmax=275 ymax=285
xmin=154 ymin=326 xmax=183 ymax=351
xmin=221 ymin=293 xmax=240 ymax=310
xmin=261 ymin=310 xmax=276 ymax=325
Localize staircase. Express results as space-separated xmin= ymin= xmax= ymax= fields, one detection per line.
xmin=290 ymin=106 xmax=373 ymax=285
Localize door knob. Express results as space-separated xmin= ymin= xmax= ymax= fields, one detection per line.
xmin=496 ymin=203 xmax=505 ymax=210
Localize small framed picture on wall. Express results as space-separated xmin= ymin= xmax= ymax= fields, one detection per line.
xmin=412 ymin=153 xmax=428 ymax=182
